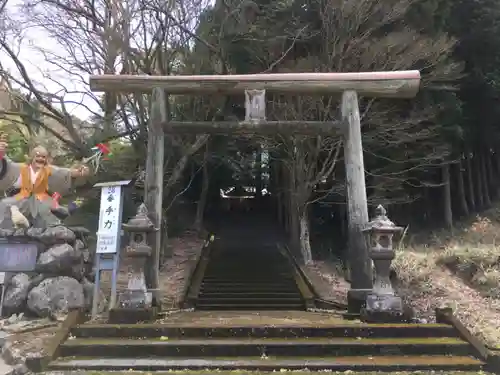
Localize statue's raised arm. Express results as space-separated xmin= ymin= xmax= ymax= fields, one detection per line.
xmin=0 ymin=138 xmax=92 ymax=229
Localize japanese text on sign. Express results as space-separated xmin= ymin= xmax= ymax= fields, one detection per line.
xmin=96 ymin=185 xmax=122 ymax=254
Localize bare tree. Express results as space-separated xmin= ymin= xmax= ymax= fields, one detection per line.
xmin=218 ymin=0 xmax=461 ymax=262
xmin=0 ymin=0 xmax=216 ymax=196
xmin=267 ymin=95 xmax=342 ymax=264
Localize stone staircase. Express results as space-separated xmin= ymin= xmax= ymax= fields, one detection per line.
xmin=44 ymin=216 xmax=490 ymax=373
xmin=48 ymin=319 xmax=486 ymax=372
xmin=195 ymin=245 xmax=305 ymax=310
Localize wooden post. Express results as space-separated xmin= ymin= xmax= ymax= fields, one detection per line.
xmin=341 ymin=90 xmax=373 ymax=314
xmin=144 ymin=87 xmax=167 ymax=307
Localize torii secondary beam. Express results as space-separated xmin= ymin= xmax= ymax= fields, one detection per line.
xmin=89 ymin=70 xmax=421 ymax=98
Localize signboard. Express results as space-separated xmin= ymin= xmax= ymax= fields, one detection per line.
xmin=0 ymin=243 xmax=38 ymax=272
xmin=92 ymin=180 xmax=130 ymax=318
xmin=96 ymin=185 xmax=123 ymax=254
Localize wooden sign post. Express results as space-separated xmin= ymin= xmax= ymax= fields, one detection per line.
xmin=91 ymin=180 xmax=130 ymax=319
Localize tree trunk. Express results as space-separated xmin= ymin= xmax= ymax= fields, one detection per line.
xmin=422 ymin=185 xmax=431 ymax=226
xmin=480 ymin=153 xmax=491 ymax=207
xmin=163 ymin=135 xmax=209 ymax=201
xmin=465 ymin=154 xmax=476 ymax=211
xmin=454 ymin=160 xmax=469 ymax=217
xmin=495 ymin=151 xmax=500 ymax=195
xmin=442 ymin=164 xmax=453 ymax=229
xmin=287 ymin=156 xmax=302 ymax=256
xmin=495 ymin=151 xmax=500 ymax=176
xmin=256 ymin=145 xmax=263 ymax=198
xmin=276 ymin=162 xmax=285 ymax=226
xmin=485 ymin=151 xmax=496 ymax=199
xmin=194 ymin=144 xmax=210 ymax=233
xmin=289 ymin=196 xmax=300 ymax=256
xmin=299 ymin=208 xmax=313 ymax=264
xmin=283 ymin=165 xmax=291 ymax=234
xmin=474 ymin=154 xmax=485 ymax=209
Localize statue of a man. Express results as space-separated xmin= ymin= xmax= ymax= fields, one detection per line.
xmin=0 ymin=139 xmax=91 ymax=228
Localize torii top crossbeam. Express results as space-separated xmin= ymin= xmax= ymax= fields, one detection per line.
xmin=89 ymin=70 xmax=421 ymax=98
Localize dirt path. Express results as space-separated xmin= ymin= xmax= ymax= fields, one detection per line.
xmin=99 ymin=232 xmax=205 ymax=309
xmin=301 ymin=260 xmax=349 ymax=305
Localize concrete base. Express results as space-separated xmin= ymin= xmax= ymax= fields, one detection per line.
xmin=347 ymin=288 xmax=371 ymax=314
xmin=117 ymin=290 xmax=152 ymax=309
xmin=108 ymin=307 xmax=157 ymax=324
xmin=366 ymin=294 xmax=403 ymax=311
xmin=360 ymin=309 xmax=406 ymax=323
xmin=361 ymin=294 xmax=406 ymax=323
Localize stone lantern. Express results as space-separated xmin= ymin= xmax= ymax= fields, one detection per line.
xmin=361 ymin=205 xmax=404 ymax=322
xmin=118 ymin=203 xmax=157 ymax=310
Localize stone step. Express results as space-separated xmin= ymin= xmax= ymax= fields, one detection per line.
xmin=203 ymin=268 xmax=291 ymax=273
xmin=199 ymin=288 xmax=298 ymax=294
xmin=196 ymin=244 xmax=302 ymax=311
xmin=196 ymin=297 xmax=304 ymax=304
xmin=195 ymin=303 xmax=305 ymax=310
xmin=208 ymin=262 xmax=284 ymax=264
xmin=201 ymin=276 xmax=295 ymax=281
xmin=200 ymin=285 xmax=296 ymax=290
xmin=39 ymin=371 xmax=489 ymax=375
xmin=198 ymin=292 xmax=302 ymax=298
xmin=206 ymin=260 xmax=286 ymax=264
xmin=71 ymin=323 xmax=459 ymax=339
xmin=208 ymin=254 xmax=285 ymax=258
xmin=200 ymin=284 xmax=297 ymax=290
xmin=201 ymin=281 xmax=296 ymax=286
xmin=201 ymin=278 xmax=293 ymax=283
xmin=60 ymin=337 xmax=472 ymax=358
xmin=48 ymin=355 xmax=485 ymax=372
xmin=205 ymin=259 xmax=286 ymax=263
xmin=203 ymin=269 xmax=293 ymax=273
xmin=197 ymin=291 xmax=301 ymax=299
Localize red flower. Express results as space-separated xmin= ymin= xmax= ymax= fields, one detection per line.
xmin=96 ymin=143 xmax=111 ymax=155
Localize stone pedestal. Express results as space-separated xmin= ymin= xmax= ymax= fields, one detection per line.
xmin=108 ymin=305 xmax=157 ymax=324
xmin=118 ymin=243 xmax=153 ymax=309
xmin=109 ymin=203 xmax=157 ymax=323
xmin=361 ymin=294 xmax=404 ymax=323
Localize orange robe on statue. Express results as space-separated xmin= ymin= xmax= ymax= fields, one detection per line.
xmin=15 ymin=164 xmax=52 ymax=201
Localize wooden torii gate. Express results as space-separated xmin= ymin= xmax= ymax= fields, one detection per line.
xmin=89 ymin=70 xmax=421 ymax=312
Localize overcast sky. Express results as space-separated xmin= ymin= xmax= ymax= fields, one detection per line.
xmin=1 ymin=1 xmax=99 ymax=121
xmin=1 ymin=44 xmax=97 ymax=121
xmin=1 ymin=0 xmax=211 ymax=123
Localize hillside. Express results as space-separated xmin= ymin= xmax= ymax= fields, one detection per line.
xmin=394 ymin=207 xmax=500 ymax=348
xmin=306 ymin=203 xmax=500 ymax=349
